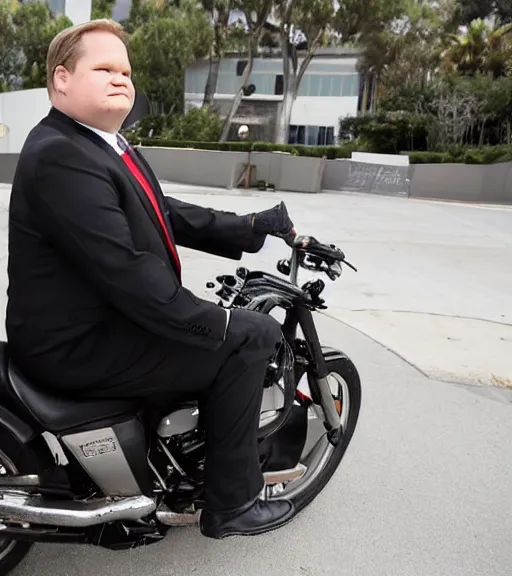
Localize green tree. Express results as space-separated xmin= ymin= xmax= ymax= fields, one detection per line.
xmin=12 ymin=1 xmax=72 ymax=89
xmin=273 ymin=0 xmax=403 ymax=144
xmin=441 ymin=18 xmax=512 ymax=78
xmin=128 ymin=0 xmax=212 ymax=115
xmin=123 ymin=0 xmax=176 ymax=32
xmin=361 ymin=0 xmax=460 ymax=111
xmin=219 ymin=0 xmax=273 ymax=141
xmin=91 ymin=0 xmax=117 ymax=19
xmin=0 ymin=0 xmax=23 ymax=91
xmin=457 ymin=0 xmax=512 ymax=25
xmin=272 ymin=0 xmax=335 ymax=144
xmin=201 ymin=0 xmax=235 ymax=108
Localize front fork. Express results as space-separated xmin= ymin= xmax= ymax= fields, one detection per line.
xmin=283 ymin=305 xmax=342 ymax=443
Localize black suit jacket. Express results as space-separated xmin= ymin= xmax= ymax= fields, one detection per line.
xmin=6 ymin=107 xmax=266 ymax=388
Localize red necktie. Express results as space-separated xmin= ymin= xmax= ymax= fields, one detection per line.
xmin=118 ymin=145 xmax=181 ymax=278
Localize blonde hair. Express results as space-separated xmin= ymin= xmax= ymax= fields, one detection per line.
xmin=46 ymin=19 xmax=128 ymax=93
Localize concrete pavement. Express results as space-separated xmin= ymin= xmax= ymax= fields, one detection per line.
xmin=0 ymin=183 xmax=510 ymax=576
xmin=158 ymin=184 xmax=512 ymax=388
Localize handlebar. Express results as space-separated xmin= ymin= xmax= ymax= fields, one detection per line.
xmin=292 ymin=235 xmax=357 ymax=272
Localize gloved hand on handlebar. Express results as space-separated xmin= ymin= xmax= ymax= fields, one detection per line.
xmin=251 ymin=201 xmax=297 ymax=246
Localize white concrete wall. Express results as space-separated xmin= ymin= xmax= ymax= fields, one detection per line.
xmin=0 ymin=89 xmax=51 ymax=154
xmin=290 ymin=96 xmax=358 ymax=129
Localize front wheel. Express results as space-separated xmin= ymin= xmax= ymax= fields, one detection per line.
xmin=266 ymin=350 xmax=361 ymax=514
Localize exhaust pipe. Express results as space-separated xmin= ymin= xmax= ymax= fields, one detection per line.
xmin=0 ymin=493 xmax=156 ymax=528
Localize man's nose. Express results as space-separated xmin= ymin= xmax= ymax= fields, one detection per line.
xmin=111 ymin=73 xmax=128 ymax=85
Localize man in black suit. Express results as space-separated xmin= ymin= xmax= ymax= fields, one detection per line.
xmin=7 ymin=19 xmax=298 ymax=538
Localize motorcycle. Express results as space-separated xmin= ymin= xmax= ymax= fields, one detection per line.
xmin=0 ymin=235 xmax=361 ymax=574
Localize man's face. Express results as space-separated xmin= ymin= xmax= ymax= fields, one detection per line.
xmin=53 ymin=30 xmax=135 ymax=132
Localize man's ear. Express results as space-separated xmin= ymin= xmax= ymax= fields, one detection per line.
xmin=53 ymin=65 xmax=69 ymax=95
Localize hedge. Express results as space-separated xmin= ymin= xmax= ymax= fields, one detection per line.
xmin=127 ymin=136 xmax=512 ymax=165
xmin=127 ymin=136 xmax=354 ymax=159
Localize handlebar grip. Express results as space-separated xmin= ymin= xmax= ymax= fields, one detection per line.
xmin=293 ymin=236 xmax=345 ymax=262
xmin=309 ymin=243 xmax=345 ymax=262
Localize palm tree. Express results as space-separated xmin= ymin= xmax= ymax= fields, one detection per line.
xmin=441 ymin=18 xmax=512 ymax=78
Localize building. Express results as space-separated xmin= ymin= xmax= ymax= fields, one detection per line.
xmin=18 ymin=0 xmax=92 ymax=24
xmin=184 ymin=47 xmax=365 ymax=145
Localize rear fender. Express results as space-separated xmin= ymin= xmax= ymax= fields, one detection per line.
xmin=0 ymin=405 xmax=38 ymax=445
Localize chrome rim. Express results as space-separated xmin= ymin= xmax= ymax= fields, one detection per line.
xmin=0 ymin=450 xmax=18 ymax=560
xmin=266 ymin=370 xmax=351 ymax=500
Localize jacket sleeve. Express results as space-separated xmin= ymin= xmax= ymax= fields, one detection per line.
xmin=28 ymin=140 xmax=228 ymax=351
xmin=164 ymin=196 xmax=267 ymax=260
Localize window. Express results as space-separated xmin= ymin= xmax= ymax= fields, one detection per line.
xmin=275 ymin=74 xmax=284 ymax=95
xmin=288 ymin=125 xmax=298 ymax=144
xmin=308 ymin=75 xmax=321 ymax=97
xmin=237 ymin=60 xmax=248 ymax=76
xmin=319 ymin=76 xmax=332 ymax=97
xmin=297 ymin=125 xmax=306 ymax=145
xmin=331 ymin=76 xmax=342 ymax=97
xmin=307 ymin=126 xmax=319 ymax=146
xmin=317 ymin=127 xmax=327 ymax=145
xmin=345 ymin=74 xmax=359 ymax=97
xmin=289 ymin=125 xmax=336 ymax=146
xmin=298 ymin=76 xmax=309 ymax=96
xmin=326 ymin=127 xmax=335 ymax=146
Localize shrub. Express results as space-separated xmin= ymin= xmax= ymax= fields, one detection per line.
xmin=127 ymin=137 xmax=512 ymax=165
xmin=166 ymin=106 xmax=223 ymax=142
xmin=126 ymin=138 xmax=357 ymax=159
xmin=339 ymin=112 xmax=430 ymax=153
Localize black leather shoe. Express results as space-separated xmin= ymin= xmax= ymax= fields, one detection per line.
xmin=200 ymin=498 xmax=295 ymax=539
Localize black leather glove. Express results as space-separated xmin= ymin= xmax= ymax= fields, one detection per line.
xmin=252 ymin=202 xmax=296 ymax=246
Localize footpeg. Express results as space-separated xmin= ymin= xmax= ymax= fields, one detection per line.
xmin=263 ymin=463 xmax=307 ymax=484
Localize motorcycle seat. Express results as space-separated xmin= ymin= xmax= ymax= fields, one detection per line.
xmin=5 ymin=355 xmax=139 ymax=436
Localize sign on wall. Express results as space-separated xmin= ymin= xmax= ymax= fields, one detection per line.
xmin=345 ymin=152 xmax=411 ymax=197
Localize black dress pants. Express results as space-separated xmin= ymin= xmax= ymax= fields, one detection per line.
xmin=84 ymin=308 xmax=283 ymax=512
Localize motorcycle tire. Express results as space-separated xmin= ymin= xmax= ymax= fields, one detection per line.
xmin=276 ymin=352 xmax=361 ymax=514
xmin=0 ymin=430 xmax=36 ymax=575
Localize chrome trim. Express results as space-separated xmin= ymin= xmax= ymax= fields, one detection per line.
xmin=277 ymin=436 xmax=334 ymax=500
xmin=148 ymin=459 xmax=167 ymax=492
xmin=0 ymin=494 xmax=156 ymax=528
xmin=157 ymin=407 xmax=199 ymax=438
xmin=263 ymin=463 xmax=307 ymax=484
xmin=157 ymin=439 xmax=187 ymax=477
xmin=156 ymin=509 xmax=200 ymax=526
xmin=0 ymin=475 xmax=40 ymax=488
